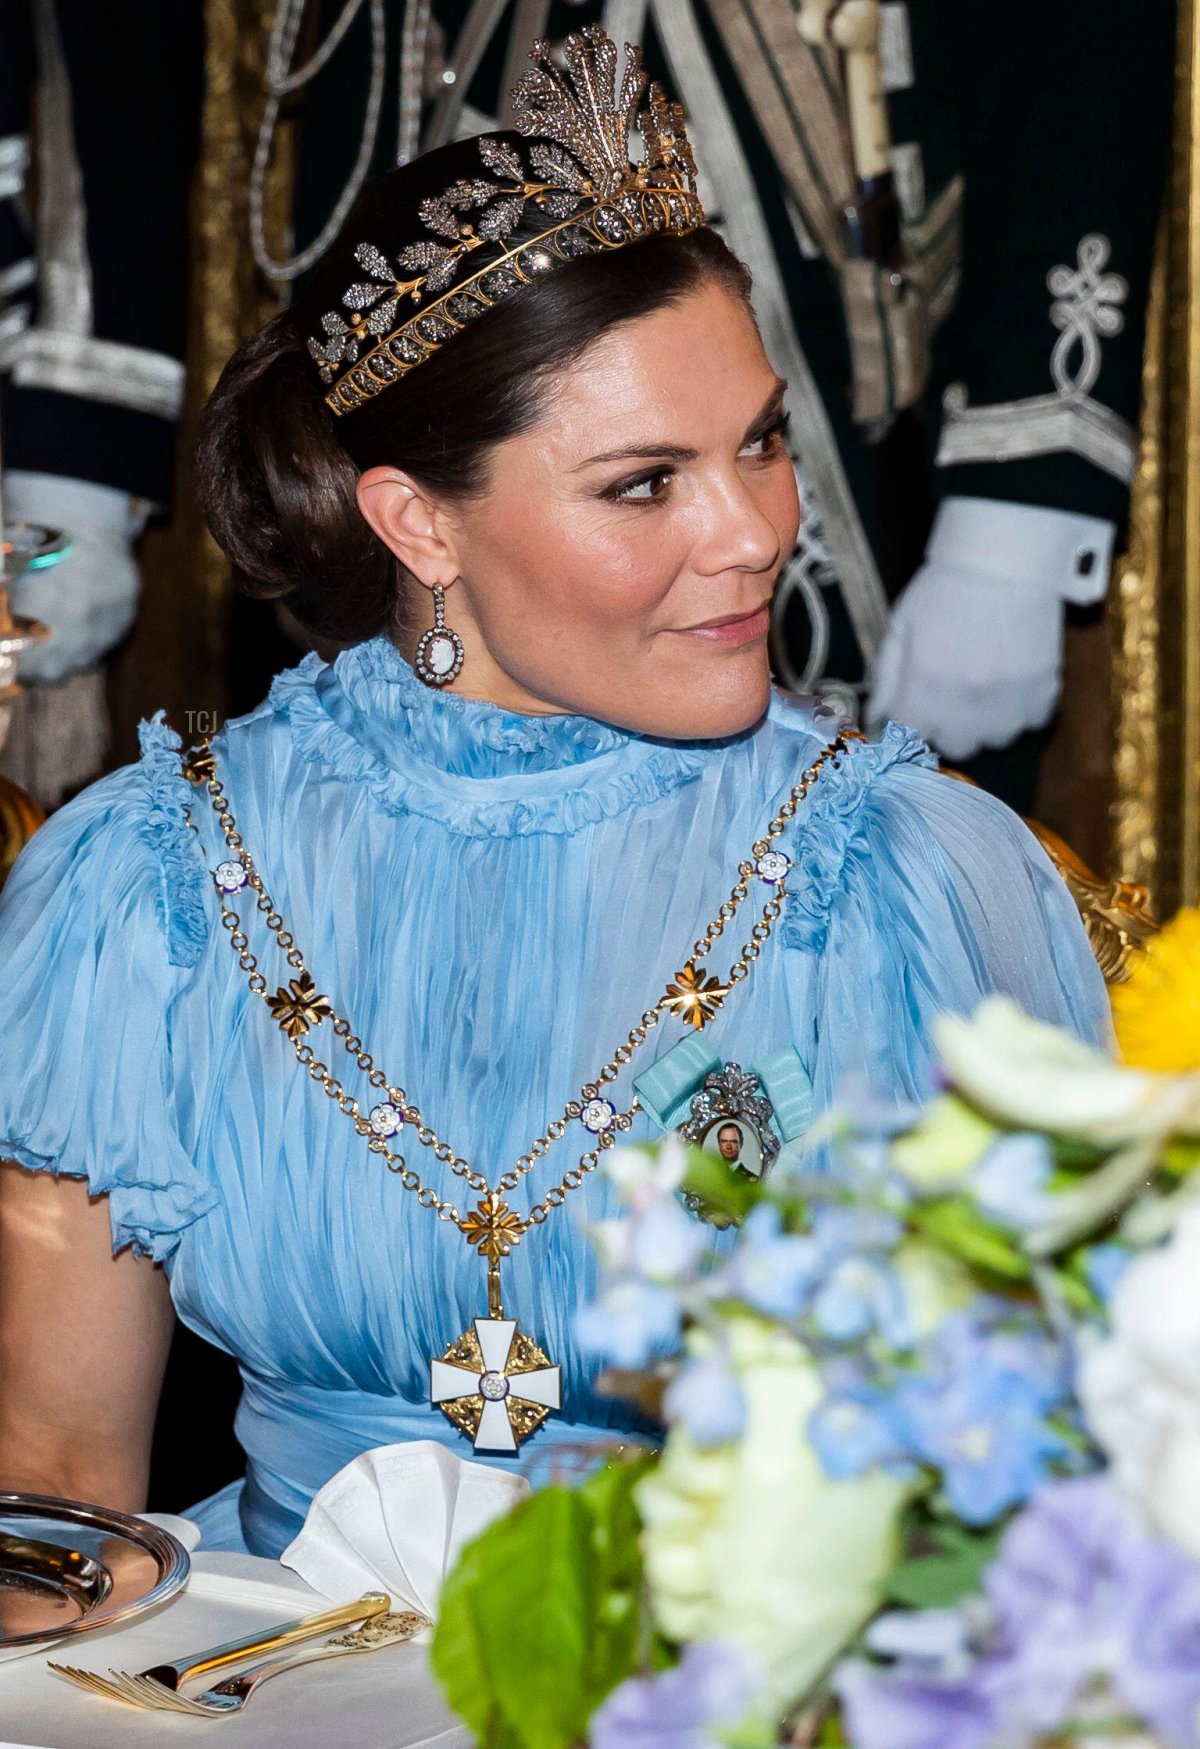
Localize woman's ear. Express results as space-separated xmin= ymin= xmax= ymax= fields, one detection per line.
xmin=356 ymin=467 xmax=461 ymax=589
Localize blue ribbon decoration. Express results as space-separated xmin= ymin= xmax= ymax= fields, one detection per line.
xmin=632 ymin=1037 xmax=813 ymax=1144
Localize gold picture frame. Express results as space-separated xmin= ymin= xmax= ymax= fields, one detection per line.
xmin=1112 ymin=0 xmax=1200 ymax=914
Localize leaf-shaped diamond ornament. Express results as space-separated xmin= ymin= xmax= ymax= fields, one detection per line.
xmin=344 ymin=282 xmax=388 ymax=310
xmin=445 ymin=179 xmax=497 ymax=207
xmin=312 ymin=24 xmax=704 ymax=410
xmin=529 ymin=142 xmax=589 ymax=192
xmin=308 ymin=336 xmax=345 ymax=378
xmin=365 ymin=298 xmax=401 ymax=335
xmin=425 ymin=256 xmax=460 ymax=293
xmin=541 ymin=190 xmax=583 ymax=219
xmin=354 ymin=242 xmax=393 ymax=280
xmin=477 ymin=197 xmax=524 ymax=241
xmin=478 ymin=137 xmax=523 ymax=181
xmin=419 ymin=196 xmax=466 ymax=240
xmin=397 ymin=241 xmax=459 ymax=291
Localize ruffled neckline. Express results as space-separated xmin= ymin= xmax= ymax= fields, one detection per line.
xmin=268 ymin=634 xmax=712 ymax=839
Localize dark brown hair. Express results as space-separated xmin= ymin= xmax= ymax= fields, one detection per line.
xmin=196 ymin=134 xmax=752 ymax=644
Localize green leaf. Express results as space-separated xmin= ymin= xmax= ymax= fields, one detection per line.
xmin=1050 ymin=1135 xmax=1110 ymax=1173
xmin=579 ymin=1454 xmax=655 ymax=1700
xmin=818 ymin=1712 xmax=852 ymax=1748
xmin=724 ymin=1718 xmax=779 ymax=1749
xmin=909 ymin=1198 xmax=1031 ymax=1281
xmin=1055 ymin=1252 xmax=1104 ymax=1317
xmin=432 ymin=1461 xmax=650 ymax=1749
xmin=433 ymin=1488 xmax=594 ymax=1749
xmin=884 ymin=1520 xmax=1003 ymax=1609
xmin=681 ymin=1147 xmax=763 ymax=1227
xmin=1161 ymin=1138 xmax=1200 ymax=1176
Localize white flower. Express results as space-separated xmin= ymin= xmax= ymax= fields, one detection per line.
xmin=604 ymin=1134 xmax=688 ymax=1210
xmin=636 ymin=1315 xmax=908 ymax=1718
xmin=933 ymin=997 xmax=1200 ymax=1144
xmin=1079 ymin=1206 xmax=1200 ymax=1560
xmin=890 ymin=1095 xmax=997 ymax=1194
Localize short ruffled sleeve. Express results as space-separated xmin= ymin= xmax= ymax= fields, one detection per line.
xmin=0 ymin=715 xmax=218 ymax=1260
xmin=781 ymin=724 xmax=1111 ymax=1108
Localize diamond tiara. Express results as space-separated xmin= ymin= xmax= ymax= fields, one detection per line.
xmin=310 ymin=26 xmax=706 ymax=417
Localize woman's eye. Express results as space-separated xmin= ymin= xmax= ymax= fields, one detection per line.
xmin=608 ymin=469 xmax=673 ymax=504
xmin=742 ymin=415 xmax=791 ymax=459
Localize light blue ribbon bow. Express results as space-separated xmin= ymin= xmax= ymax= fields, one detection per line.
xmin=632 ymin=1036 xmax=813 ymax=1144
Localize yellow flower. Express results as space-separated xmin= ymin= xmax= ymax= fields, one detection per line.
xmin=1113 ymin=908 xmax=1200 ymax=1073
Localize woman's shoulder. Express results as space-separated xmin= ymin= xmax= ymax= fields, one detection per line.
xmin=1 ymin=705 xmax=240 ymax=974
xmin=748 ymin=689 xmax=942 ymax=846
xmin=751 ymin=692 xmax=1072 ymax=953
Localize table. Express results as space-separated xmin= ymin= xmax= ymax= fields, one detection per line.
xmin=0 ymin=1551 xmax=471 ymax=1749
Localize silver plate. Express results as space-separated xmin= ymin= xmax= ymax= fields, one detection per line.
xmin=0 ymin=1493 xmax=190 ymax=1650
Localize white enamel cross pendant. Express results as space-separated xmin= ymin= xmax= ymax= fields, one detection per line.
xmin=431 ymin=1317 xmax=561 ymax=1454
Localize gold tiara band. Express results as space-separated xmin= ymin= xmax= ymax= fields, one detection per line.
xmin=311 ymin=27 xmax=706 ymax=417
xmin=323 ymin=185 xmax=705 ymax=417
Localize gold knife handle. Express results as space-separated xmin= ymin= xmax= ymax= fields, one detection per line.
xmin=163 ymin=1592 xmax=391 ymax=1682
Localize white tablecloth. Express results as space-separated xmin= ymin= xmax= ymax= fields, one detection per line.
xmin=0 ymin=1552 xmax=471 ymax=1749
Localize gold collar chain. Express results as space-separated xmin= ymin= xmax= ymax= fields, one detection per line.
xmin=178 ymin=725 xmax=854 ymax=1454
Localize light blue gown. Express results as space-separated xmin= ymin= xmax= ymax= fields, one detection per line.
xmin=0 ymin=634 xmax=1108 ymax=1556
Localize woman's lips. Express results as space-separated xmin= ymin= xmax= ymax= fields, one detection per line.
xmin=673 ymin=602 xmax=772 ymax=646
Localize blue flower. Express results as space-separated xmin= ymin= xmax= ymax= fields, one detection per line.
xmin=835 ymin=1476 xmax=1200 ymax=1749
xmin=575 ymin=1278 xmax=682 ymax=1369
xmin=719 ymin=1204 xmax=819 ymax=1320
xmin=934 ymin=1302 xmax=1068 ymax=1414
xmin=893 ymin=1359 xmax=1069 ymax=1525
xmin=663 ymin=1347 xmax=747 ymax=1446
xmin=811 ymin=1203 xmax=905 ymax=1256
xmin=968 ymin=1133 xmax=1054 ymax=1230
xmin=809 ymin=1382 xmax=904 ymax=1479
xmin=1083 ymin=1241 xmax=1132 ymax=1305
xmin=836 ymin=1657 xmax=998 ymax=1749
xmin=812 ymin=1251 xmax=912 ymax=1347
xmin=591 ymin=1641 xmax=758 ymax=1749
xmin=626 ymin=1199 xmax=709 ymax=1285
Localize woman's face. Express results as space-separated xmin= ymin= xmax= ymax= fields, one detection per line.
xmin=369 ymin=280 xmax=800 ymax=739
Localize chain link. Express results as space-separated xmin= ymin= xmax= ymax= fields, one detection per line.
xmin=179 ymin=729 xmax=854 ymax=1239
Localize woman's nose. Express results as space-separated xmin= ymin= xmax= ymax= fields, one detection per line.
xmin=691 ymin=471 xmax=785 ymax=579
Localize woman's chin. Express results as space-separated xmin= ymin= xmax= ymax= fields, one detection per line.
xmin=637 ymin=654 xmax=773 ymax=741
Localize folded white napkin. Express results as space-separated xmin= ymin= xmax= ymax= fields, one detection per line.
xmin=280 ymin=1440 xmax=528 ymax=1622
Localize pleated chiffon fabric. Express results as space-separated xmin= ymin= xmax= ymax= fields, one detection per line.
xmin=0 ymin=634 xmax=1108 ymax=1554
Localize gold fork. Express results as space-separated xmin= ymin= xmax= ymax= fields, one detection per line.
xmin=101 ymin=1610 xmax=431 ymax=1717
xmin=48 ymin=1591 xmax=390 ymax=1710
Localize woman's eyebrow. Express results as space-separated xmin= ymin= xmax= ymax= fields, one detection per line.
xmin=572 ymin=377 xmax=789 ymax=471
xmin=745 ymin=378 xmax=789 ymax=435
xmin=572 ymin=438 xmax=698 ymax=469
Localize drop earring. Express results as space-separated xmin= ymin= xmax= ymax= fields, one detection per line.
xmin=413 ymin=584 xmax=466 ymax=688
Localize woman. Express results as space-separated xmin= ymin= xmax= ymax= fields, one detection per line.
xmin=0 ymin=31 xmax=1107 ymax=1558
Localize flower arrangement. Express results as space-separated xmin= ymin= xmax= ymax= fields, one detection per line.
xmin=431 ymin=910 xmax=1200 ymax=1749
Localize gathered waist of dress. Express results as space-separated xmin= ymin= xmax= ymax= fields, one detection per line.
xmin=233 ymin=1371 xmax=643 ymax=1558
